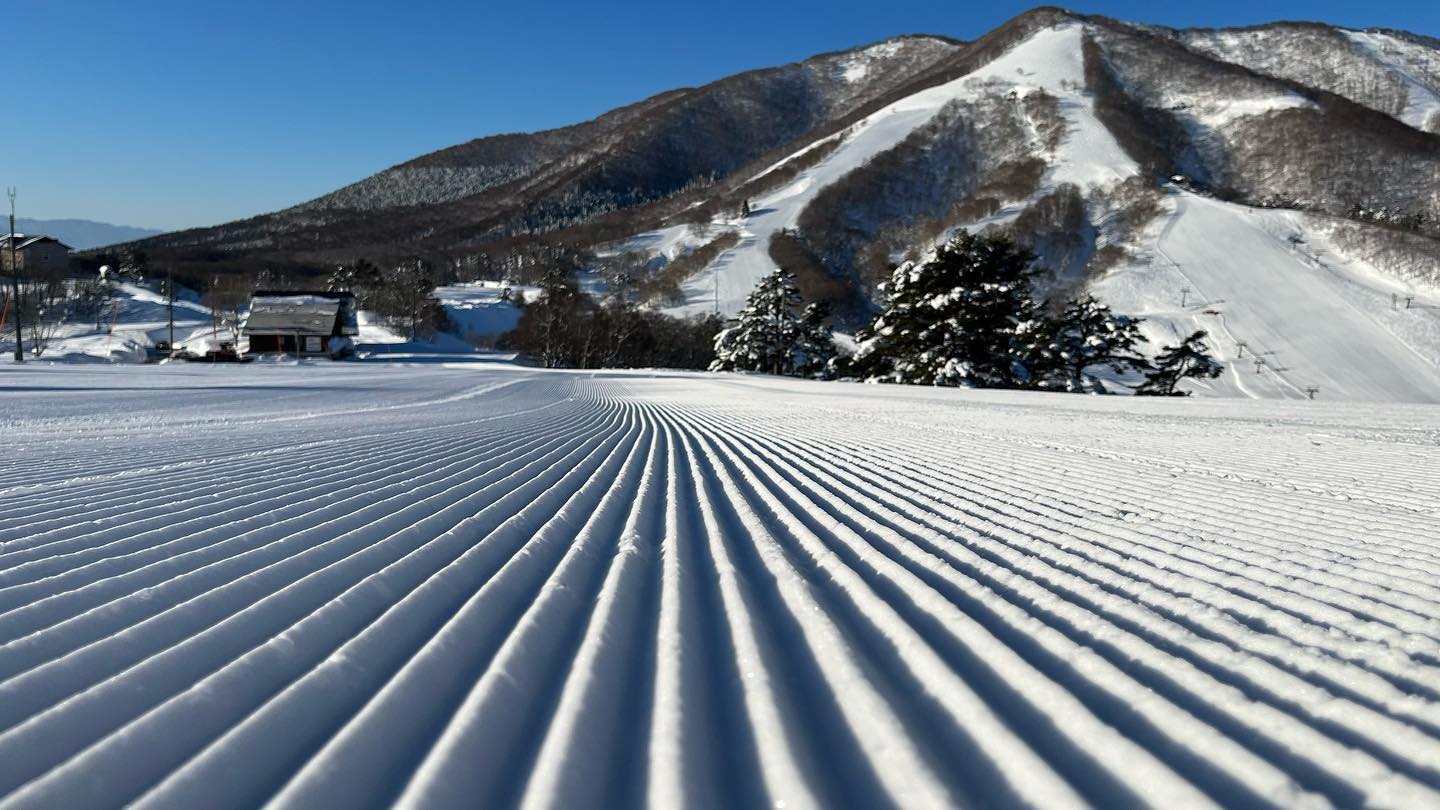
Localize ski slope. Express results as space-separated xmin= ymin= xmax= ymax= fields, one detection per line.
xmin=656 ymin=22 xmax=1136 ymax=318
xmin=1094 ymin=191 xmax=1440 ymax=404
xmin=1 ymin=363 xmax=1439 ymax=808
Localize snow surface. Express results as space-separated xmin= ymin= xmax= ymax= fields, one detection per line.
xmin=434 ymin=281 xmax=528 ymax=340
xmin=1093 ymin=190 xmax=1440 ymax=403
xmin=837 ymin=41 xmax=904 ymax=85
xmin=1 ymin=363 xmax=1438 ymax=808
xmin=653 ymin=23 xmax=1137 ymax=318
xmin=0 ymin=282 xmax=222 ymax=364
xmin=1182 ymin=91 xmax=1317 ymax=130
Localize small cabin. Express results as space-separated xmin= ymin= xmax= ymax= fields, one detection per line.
xmin=243 ymin=291 xmax=359 ymax=358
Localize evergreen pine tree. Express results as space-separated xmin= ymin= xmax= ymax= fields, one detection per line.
xmin=709 ymin=269 xmax=807 ymax=375
xmin=849 ymin=231 xmax=1043 ymax=387
xmin=327 ymin=259 xmax=383 ymax=308
xmin=1031 ymin=295 xmax=1152 ymax=393
xmin=794 ymin=300 xmax=838 ymax=379
xmin=1135 ymin=330 xmax=1224 ymax=396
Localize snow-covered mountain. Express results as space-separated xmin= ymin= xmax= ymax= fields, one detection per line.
xmin=127 ymin=7 xmax=1440 ymax=402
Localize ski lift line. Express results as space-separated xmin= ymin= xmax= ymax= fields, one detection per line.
xmin=1152 ymin=201 xmax=1309 ymax=400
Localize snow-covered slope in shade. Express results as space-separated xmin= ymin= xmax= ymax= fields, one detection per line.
xmin=0 ymin=364 xmax=1438 ymax=807
xmin=1344 ymin=31 xmax=1440 ymax=132
xmin=1093 ymin=190 xmax=1440 ymax=403
xmin=656 ymin=23 xmax=1137 ymax=317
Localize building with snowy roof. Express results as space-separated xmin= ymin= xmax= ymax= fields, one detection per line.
xmin=242 ymin=290 xmax=359 ymax=358
xmin=1 ymin=234 xmax=73 ymax=275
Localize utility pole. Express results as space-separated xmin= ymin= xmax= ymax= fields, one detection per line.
xmin=1180 ymin=286 xmax=1191 ymax=308
xmin=7 ymin=187 xmax=22 ymax=363
xmin=167 ymin=266 xmax=176 ymax=358
xmin=1305 ymin=386 xmax=1319 ymax=400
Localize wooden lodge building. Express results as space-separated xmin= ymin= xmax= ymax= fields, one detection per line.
xmin=242 ymin=291 xmax=359 ymax=358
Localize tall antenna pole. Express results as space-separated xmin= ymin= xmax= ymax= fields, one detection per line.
xmin=7 ymin=187 xmax=22 ymax=363
xmin=167 ymin=265 xmax=175 ymax=358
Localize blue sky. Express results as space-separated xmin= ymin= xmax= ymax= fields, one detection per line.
xmin=2 ymin=1 xmax=1435 ymax=231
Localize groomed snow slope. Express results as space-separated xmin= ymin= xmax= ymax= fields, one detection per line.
xmin=1094 ymin=191 xmax=1440 ymax=404
xmin=1 ymin=364 xmax=1439 ymax=808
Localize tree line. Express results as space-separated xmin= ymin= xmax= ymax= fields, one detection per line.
xmin=325 ymin=258 xmax=449 ymax=341
xmin=500 ymin=265 xmax=722 ymax=370
xmin=716 ymin=230 xmax=1223 ymax=396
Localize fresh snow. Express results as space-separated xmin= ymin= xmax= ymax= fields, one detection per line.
xmin=1093 ymin=189 xmax=1440 ymax=403
xmin=249 ymin=294 xmax=343 ymax=306
xmin=0 ymin=363 xmax=1438 ymax=807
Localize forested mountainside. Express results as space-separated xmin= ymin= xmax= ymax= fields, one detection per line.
xmin=125 ymin=7 xmax=1440 ymax=332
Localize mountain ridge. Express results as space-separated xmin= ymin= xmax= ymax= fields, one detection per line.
xmin=124 ymin=7 xmax=1439 ymax=303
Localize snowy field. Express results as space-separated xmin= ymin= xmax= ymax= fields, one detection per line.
xmin=1 ymin=363 xmax=1439 ymax=808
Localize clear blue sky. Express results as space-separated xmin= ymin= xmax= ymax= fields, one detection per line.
xmin=2 ymin=0 xmax=1435 ymax=231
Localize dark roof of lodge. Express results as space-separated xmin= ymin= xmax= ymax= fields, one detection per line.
xmin=244 ymin=292 xmax=348 ymax=336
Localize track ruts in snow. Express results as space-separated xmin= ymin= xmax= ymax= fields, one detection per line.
xmin=0 ymin=365 xmax=1438 ymax=809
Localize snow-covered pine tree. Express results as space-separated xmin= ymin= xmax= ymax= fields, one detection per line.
xmin=709 ymin=269 xmax=806 ymax=375
xmin=1031 ymin=295 xmax=1152 ymax=393
xmin=795 ymin=300 xmax=838 ymax=379
xmin=849 ymin=230 xmax=1043 ymax=387
xmin=1135 ymin=330 xmax=1224 ymax=396
xmin=326 ymin=259 xmax=383 ymax=308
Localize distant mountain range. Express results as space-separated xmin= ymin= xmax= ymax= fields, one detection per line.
xmin=17 ymin=218 xmax=164 ymax=251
